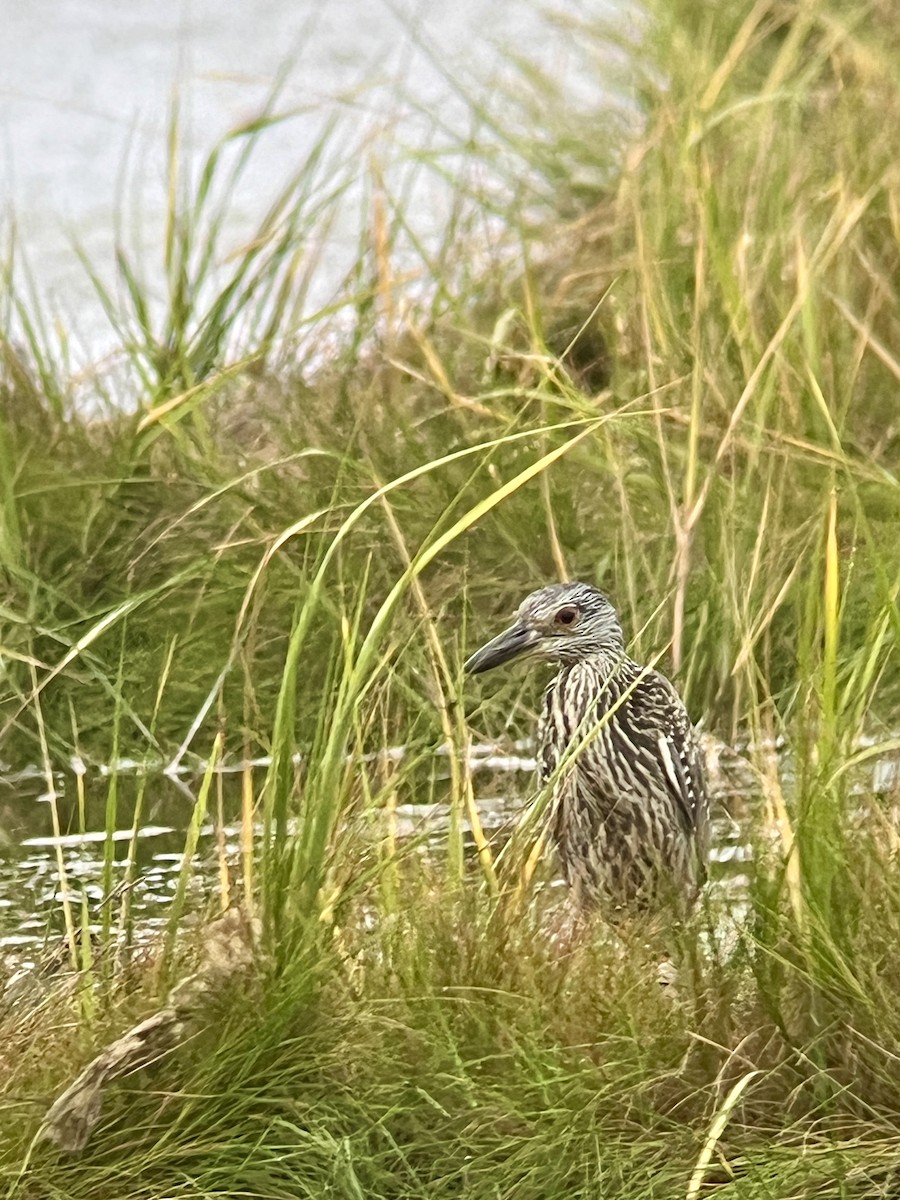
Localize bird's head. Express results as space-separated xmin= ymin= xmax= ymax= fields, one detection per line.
xmin=464 ymin=582 xmax=625 ymax=675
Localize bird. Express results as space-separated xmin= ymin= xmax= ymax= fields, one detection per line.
xmin=465 ymin=582 xmax=709 ymax=919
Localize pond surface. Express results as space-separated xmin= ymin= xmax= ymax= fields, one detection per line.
xmin=4 ymin=735 xmax=897 ymax=981
xmin=2 ymin=0 xmax=611 ymax=359
xmin=0 ymin=738 xmax=760 ymax=968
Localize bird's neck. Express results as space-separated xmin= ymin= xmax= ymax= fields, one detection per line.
xmin=559 ymin=646 xmax=632 ymax=681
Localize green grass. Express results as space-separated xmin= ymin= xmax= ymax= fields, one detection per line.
xmin=3 ymin=0 xmax=900 ymax=1195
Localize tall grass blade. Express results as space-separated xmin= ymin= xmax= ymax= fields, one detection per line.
xmin=159 ymin=732 xmax=223 ymax=986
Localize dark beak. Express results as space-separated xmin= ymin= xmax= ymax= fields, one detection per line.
xmin=464 ymin=621 xmax=540 ymax=675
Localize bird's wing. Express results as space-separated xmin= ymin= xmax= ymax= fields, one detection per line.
xmin=538 ymin=662 xmax=708 ymax=838
xmin=600 ymin=667 xmax=708 ymax=839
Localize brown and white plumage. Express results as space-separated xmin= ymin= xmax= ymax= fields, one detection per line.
xmin=465 ymin=582 xmax=709 ymax=917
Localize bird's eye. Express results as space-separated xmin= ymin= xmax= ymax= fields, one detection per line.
xmin=554 ymin=606 xmax=579 ymax=627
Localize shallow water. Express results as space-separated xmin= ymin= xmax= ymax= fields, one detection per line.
xmin=3 ymin=735 xmax=897 ymax=978
xmin=0 ymin=738 xmax=754 ymax=962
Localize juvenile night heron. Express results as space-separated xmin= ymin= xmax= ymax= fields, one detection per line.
xmin=465 ymin=582 xmax=709 ymax=917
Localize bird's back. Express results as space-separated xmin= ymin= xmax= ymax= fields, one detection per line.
xmin=538 ymin=656 xmax=709 ymax=915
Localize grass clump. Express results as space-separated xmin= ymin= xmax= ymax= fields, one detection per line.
xmin=3 ymin=0 xmax=900 ymax=1196
xmin=8 ymin=849 xmax=900 ymax=1198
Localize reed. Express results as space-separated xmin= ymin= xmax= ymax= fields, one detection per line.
xmin=2 ymin=1 xmax=900 ymax=1196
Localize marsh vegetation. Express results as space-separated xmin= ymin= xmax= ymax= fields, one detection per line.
xmin=3 ymin=1 xmax=900 ymax=1195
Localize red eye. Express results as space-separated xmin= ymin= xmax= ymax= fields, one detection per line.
xmin=555 ymin=606 xmax=578 ymax=626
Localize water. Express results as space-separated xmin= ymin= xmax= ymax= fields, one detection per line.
xmin=4 ymin=732 xmax=900 ymax=999
xmin=1 ymin=0 xmax=601 ymax=359
xmin=0 ymin=767 xmax=205 ymax=955
xmin=0 ymin=737 xmax=767 ymax=970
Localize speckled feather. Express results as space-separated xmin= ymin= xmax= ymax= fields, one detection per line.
xmin=539 ymin=655 xmax=709 ymax=915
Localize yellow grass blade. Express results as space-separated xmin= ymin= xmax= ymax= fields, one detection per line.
xmin=686 ymin=1071 xmax=761 ymax=1200
xmin=823 ymin=487 xmax=840 ymax=739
